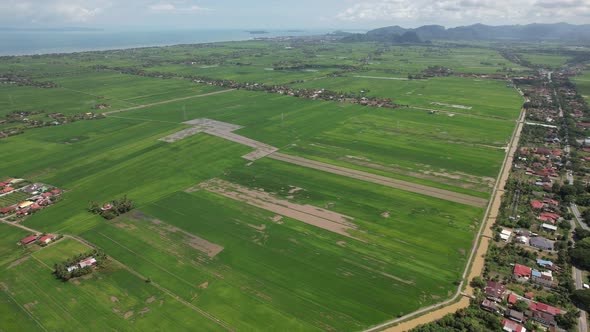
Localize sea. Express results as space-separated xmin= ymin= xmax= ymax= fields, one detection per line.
xmin=0 ymin=29 xmax=333 ymax=56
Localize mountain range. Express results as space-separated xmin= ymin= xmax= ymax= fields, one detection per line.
xmin=339 ymin=23 xmax=590 ymax=43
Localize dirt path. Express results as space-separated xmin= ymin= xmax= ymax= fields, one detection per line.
xmin=366 ymin=109 xmax=526 ymax=332
xmin=269 ymin=153 xmax=488 ymax=208
xmin=198 ymin=179 xmax=359 ymax=239
xmin=102 ymin=89 xmax=235 ymax=115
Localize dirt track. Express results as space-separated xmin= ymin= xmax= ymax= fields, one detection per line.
xmin=198 ymin=179 xmax=359 ymax=239
xmin=269 ymin=153 xmax=488 ymax=208
xmin=369 ymin=109 xmax=526 ymax=332
xmin=102 ymin=89 xmax=235 ymax=115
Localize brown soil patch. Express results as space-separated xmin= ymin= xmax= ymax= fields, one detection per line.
xmin=248 ymin=223 xmax=267 ymax=231
xmin=110 ymin=296 xmax=119 ymax=303
xmin=146 ymin=296 xmax=156 ymax=304
xmin=7 ymin=256 xmax=30 ymax=269
xmin=270 ymin=215 xmax=284 ymax=224
xmin=112 ymin=308 xmax=121 ymax=314
xmin=139 ymin=307 xmax=150 ymax=316
xmin=199 ymin=179 xmax=360 ymax=240
xmin=124 ymin=311 xmax=134 ymax=319
xmin=71 ymin=279 xmax=81 ymax=285
xmin=288 ymin=186 xmax=304 ymax=194
xmin=198 ymin=282 xmax=209 ymax=289
xmin=336 ymin=241 xmax=347 ymax=247
xmin=269 ymin=153 xmax=488 ymax=208
xmin=381 ymin=212 xmax=391 ymax=218
xmin=23 ymin=300 xmax=38 ymax=310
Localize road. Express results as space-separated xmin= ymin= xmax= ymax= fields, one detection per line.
xmin=571 ymin=203 xmax=590 ymax=231
xmin=365 ymin=109 xmax=526 ymax=332
xmin=569 ymin=215 xmax=589 ymax=332
xmin=102 ymin=89 xmax=235 ymax=115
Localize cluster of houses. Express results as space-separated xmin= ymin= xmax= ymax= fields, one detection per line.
xmin=66 ymin=257 xmax=97 ymax=273
xmin=481 ymin=279 xmax=565 ymax=331
xmin=20 ymin=233 xmax=57 ymax=246
xmin=0 ymin=177 xmax=23 ymax=194
xmin=512 ymin=229 xmax=555 ymax=251
xmin=0 ymin=182 xmax=61 ymax=217
xmin=513 ymin=263 xmax=556 ymax=288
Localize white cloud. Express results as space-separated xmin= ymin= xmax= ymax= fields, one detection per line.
xmin=335 ymin=0 xmax=590 ymax=25
xmin=0 ymin=0 xmax=110 ymax=24
xmin=148 ymin=2 xmax=208 ymax=13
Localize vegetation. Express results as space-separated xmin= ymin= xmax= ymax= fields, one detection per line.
xmin=53 ymin=248 xmax=106 ymax=281
xmin=88 ymin=195 xmax=135 ymax=220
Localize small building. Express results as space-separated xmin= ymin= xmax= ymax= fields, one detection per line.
xmin=502 ymin=318 xmax=527 ymax=332
xmin=0 ymin=206 xmax=16 ymax=214
xmin=513 ymin=264 xmax=532 ymax=281
xmin=507 ymin=309 xmax=525 ymax=323
xmin=17 ymin=201 xmax=34 ymax=210
xmin=20 ymin=235 xmax=38 ymax=245
xmin=500 ymin=229 xmax=512 ymax=241
xmin=79 ymin=257 xmax=97 ymax=268
xmin=38 ymin=235 xmax=54 ymax=245
xmin=541 ymin=223 xmax=558 ymax=233
xmin=516 ymin=236 xmax=529 ymax=244
xmin=531 ymin=200 xmax=544 ymax=209
xmin=537 ymin=259 xmax=554 ymax=269
xmin=530 ymin=237 xmax=554 ymax=251
xmin=484 ymin=281 xmax=507 ymax=301
xmin=481 ymin=299 xmax=499 ymax=314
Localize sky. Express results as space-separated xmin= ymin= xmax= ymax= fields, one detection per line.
xmin=0 ymin=0 xmax=589 ymax=30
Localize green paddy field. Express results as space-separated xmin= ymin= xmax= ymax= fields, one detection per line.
xmin=0 ymin=39 xmax=529 ymax=331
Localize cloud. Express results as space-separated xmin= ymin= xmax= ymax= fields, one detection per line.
xmin=335 ymin=0 xmax=590 ymax=25
xmin=148 ymin=2 xmax=208 ymax=13
xmin=0 ymin=0 xmax=110 ymax=24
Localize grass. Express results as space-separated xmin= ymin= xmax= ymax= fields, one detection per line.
xmin=573 ymin=70 xmax=590 ymax=102
xmin=293 ymin=75 xmax=523 ymax=119
xmin=0 ymin=39 xmax=528 ymax=331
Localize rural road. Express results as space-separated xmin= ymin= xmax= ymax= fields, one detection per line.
xmin=365 ymin=109 xmax=526 ymax=332
xmin=569 ymin=216 xmax=589 ymax=332
xmin=102 ymin=89 xmax=235 ymax=115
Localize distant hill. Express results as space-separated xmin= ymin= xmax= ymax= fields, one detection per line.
xmin=341 ymin=23 xmax=590 ymax=43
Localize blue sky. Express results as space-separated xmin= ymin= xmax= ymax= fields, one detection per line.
xmin=0 ymin=0 xmax=589 ymax=29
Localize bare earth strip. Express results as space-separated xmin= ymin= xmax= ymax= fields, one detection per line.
xmin=368 ymin=109 xmax=526 ymax=332
xmin=353 ymin=75 xmax=410 ymax=81
xmin=196 ymin=178 xmax=359 ymax=239
xmin=268 ymin=153 xmax=488 ymax=208
xmin=102 ymin=89 xmax=235 ymax=115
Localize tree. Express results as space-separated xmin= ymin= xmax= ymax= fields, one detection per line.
xmin=555 ymin=310 xmax=579 ymax=330
xmin=470 ymin=276 xmax=486 ymax=289
xmin=572 ymin=289 xmax=590 ymax=309
xmin=513 ymin=300 xmax=529 ymax=312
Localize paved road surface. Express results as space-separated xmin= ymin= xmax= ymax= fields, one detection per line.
xmin=570 ymin=208 xmax=589 ymax=332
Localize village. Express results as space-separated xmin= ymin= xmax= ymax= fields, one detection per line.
xmin=468 ymin=64 xmax=590 ymax=332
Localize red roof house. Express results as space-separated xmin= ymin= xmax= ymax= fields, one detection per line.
xmin=1 ymin=187 xmax=14 ymax=193
xmin=484 ymin=281 xmax=507 ymax=301
xmin=50 ymin=189 xmax=61 ymax=195
xmin=525 ymin=292 xmax=534 ymax=299
xmin=543 ymin=198 xmax=559 ymax=206
xmin=30 ymin=204 xmax=42 ymax=211
xmin=531 ymin=200 xmax=544 ymax=209
xmin=41 ymin=192 xmax=53 ymax=198
xmin=502 ymin=319 xmax=527 ymax=332
xmin=38 ymin=235 xmax=54 ymax=244
xmin=530 ymin=301 xmax=561 ymax=316
xmin=0 ymin=206 xmax=16 ymax=214
xmin=513 ymin=264 xmax=532 ymax=280
xmin=20 ymin=235 xmax=37 ymax=245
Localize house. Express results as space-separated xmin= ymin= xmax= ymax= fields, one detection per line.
xmin=502 ymin=319 xmax=527 ymax=332
xmin=17 ymin=201 xmax=34 ymax=209
xmin=516 ymin=236 xmax=529 ymax=244
xmin=529 ymin=301 xmax=561 ymax=326
xmin=525 ymin=292 xmax=534 ymax=299
xmin=500 ymin=229 xmax=512 ymax=241
xmin=513 ymin=264 xmax=532 ymax=281
xmin=1 ymin=187 xmax=14 ymax=193
xmin=537 ymin=259 xmax=554 ymax=269
xmin=41 ymin=192 xmax=53 ymax=198
xmin=530 ymin=237 xmax=554 ymax=251
xmin=543 ymin=198 xmax=559 ymax=207
xmin=30 ymin=204 xmax=42 ymax=211
xmin=542 ymin=223 xmax=558 ymax=233
xmin=532 ymin=269 xmax=554 ymax=287
xmin=0 ymin=206 xmax=16 ymax=214
xmin=20 ymin=235 xmax=38 ymax=245
xmin=531 ymin=200 xmax=544 ymax=209
xmin=101 ymin=203 xmax=113 ymax=211
xmin=38 ymin=235 xmax=54 ymax=245
xmin=79 ymin=257 xmax=97 ymax=268
xmin=50 ymin=189 xmax=61 ymax=195
xmin=481 ymin=299 xmax=499 ymax=313
xmin=507 ymin=309 xmax=525 ymax=323
xmin=484 ymin=281 xmax=507 ymax=301
xmin=540 ymin=212 xmax=560 ymax=224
